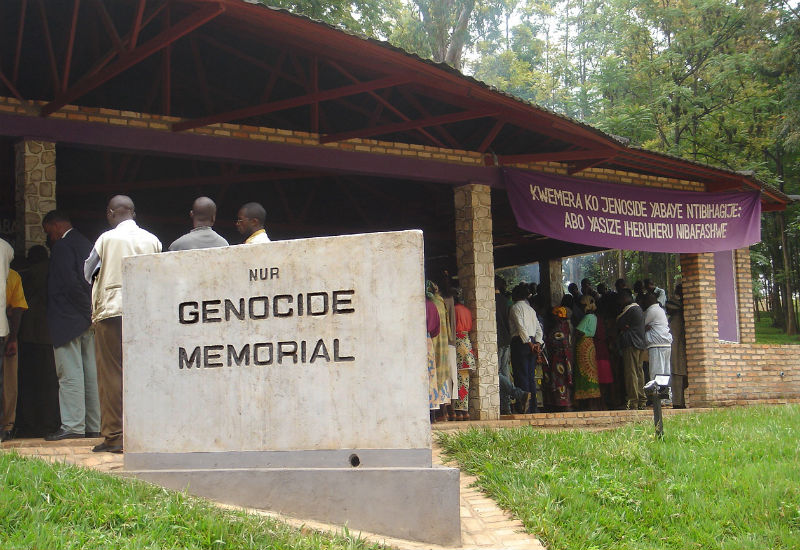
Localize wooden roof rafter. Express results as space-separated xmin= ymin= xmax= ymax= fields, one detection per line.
xmin=39 ymin=1 xmax=225 ymax=116
xmin=171 ymin=73 xmax=414 ymax=131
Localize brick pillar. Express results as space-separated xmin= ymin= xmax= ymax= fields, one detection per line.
xmin=14 ymin=140 xmax=56 ymax=253
xmin=454 ymin=183 xmax=500 ymax=420
xmin=734 ymin=247 xmax=756 ymax=344
xmin=680 ymin=252 xmax=719 ymax=406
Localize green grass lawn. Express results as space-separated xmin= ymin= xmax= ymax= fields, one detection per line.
xmin=754 ymin=317 xmax=800 ymax=345
xmin=438 ymin=405 xmax=800 ymax=550
xmin=0 ymin=453 xmax=382 ymax=550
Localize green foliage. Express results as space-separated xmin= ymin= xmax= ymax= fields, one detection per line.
xmin=438 ymin=405 xmax=800 ymax=550
xmin=755 ymin=316 xmax=800 ymax=345
xmin=0 ymin=453 xmax=382 ymax=549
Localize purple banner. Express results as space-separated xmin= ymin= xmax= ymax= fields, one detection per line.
xmin=715 ymin=250 xmax=740 ymax=342
xmin=503 ymin=168 xmax=762 ymax=253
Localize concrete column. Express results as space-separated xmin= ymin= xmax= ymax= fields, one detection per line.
xmin=454 ymin=183 xmax=499 ymax=420
xmin=679 ymin=252 xmax=718 ymax=407
xmin=14 ymin=140 xmax=56 ymax=253
xmin=538 ymin=258 xmax=563 ymax=309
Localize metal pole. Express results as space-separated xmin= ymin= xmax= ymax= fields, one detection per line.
xmin=652 ymin=392 xmax=663 ymax=439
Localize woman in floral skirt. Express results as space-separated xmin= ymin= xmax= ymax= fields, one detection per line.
xmin=452 ymin=288 xmax=476 ymax=420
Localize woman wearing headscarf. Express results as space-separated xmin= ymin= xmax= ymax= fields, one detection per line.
xmin=426 ymin=280 xmax=452 ymax=420
xmin=573 ymin=294 xmax=603 ymax=409
xmin=452 ymin=288 xmax=476 ymax=420
xmin=425 ymin=288 xmax=442 ymax=422
xmin=544 ymin=306 xmax=573 ymax=411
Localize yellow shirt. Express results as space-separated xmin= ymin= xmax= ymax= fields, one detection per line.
xmin=245 ymin=229 xmax=271 ymax=244
xmin=6 ymin=269 xmax=28 ymax=310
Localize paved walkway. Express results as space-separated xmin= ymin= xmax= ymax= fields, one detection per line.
xmin=2 ymin=436 xmax=544 ymax=550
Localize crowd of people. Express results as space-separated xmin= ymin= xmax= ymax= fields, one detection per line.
xmin=1 ymin=192 xmax=689 ymax=439
xmin=494 ymin=276 xmax=687 ymax=414
xmin=426 ymin=276 xmax=478 ymax=422
xmin=0 ymin=195 xmax=271 ymax=449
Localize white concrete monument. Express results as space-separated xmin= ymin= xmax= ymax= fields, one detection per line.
xmin=121 ymin=230 xmax=460 ymax=545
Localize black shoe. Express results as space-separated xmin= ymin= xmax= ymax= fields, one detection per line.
xmin=0 ymin=430 xmax=11 ymax=442
xmin=92 ymin=441 xmax=123 ymax=453
xmin=85 ymin=432 xmax=101 ymax=438
xmin=45 ymin=428 xmax=85 ymax=441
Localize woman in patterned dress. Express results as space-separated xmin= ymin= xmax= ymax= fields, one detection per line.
xmin=574 ymin=295 xmax=604 ymax=409
xmin=452 ymin=289 xmax=476 ymax=420
xmin=545 ymin=306 xmax=574 ymax=411
xmin=426 ymin=292 xmax=442 ymax=422
xmin=426 ymin=280 xmax=452 ymax=420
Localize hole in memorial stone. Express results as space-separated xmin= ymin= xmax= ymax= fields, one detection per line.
xmin=349 ymin=454 xmax=361 ymax=467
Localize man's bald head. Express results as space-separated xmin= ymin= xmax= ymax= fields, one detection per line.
xmin=106 ymin=195 xmax=135 ymax=228
xmin=190 ymin=196 xmax=217 ymax=227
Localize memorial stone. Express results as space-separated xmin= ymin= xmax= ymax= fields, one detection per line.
xmin=121 ymin=230 xmax=461 ymax=545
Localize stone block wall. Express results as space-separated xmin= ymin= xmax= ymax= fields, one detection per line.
xmin=454 ymin=184 xmax=500 ymax=420
xmin=14 ymin=140 xmax=55 ymax=253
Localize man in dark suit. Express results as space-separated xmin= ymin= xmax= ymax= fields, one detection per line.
xmin=41 ymin=210 xmax=100 ymax=440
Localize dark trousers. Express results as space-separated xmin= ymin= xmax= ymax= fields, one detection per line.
xmin=94 ymin=316 xmax=123 ymax=446
xmin=510 ymin=336 xmax=537 ymax=413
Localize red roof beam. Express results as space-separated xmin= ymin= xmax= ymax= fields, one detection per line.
xmin=90 ymin=0 xmax=124 ymax=53
xmin=326 ymin=60 xmax=445 ymax=148
xmin=319 ymin=108 xmax=500 ymax=145
xmin=61 ymin=0 xmax=81 ymax=91
xmin=478 ymin=120 xmax=505 ymax=154
xmin=172 ymin=73 xmax=414 ymax=132
xmin=0 ymin=69 xmax=23 ymax=102
xmin=40 ymin=3 xmax=225 ymax=117
xmin=36 ymin=0 xmax=61 ymax=94
xmin=396 ymin=88 xmax=462 ymax=149
xmin=129 ymin=0 xmax=147 ymax=50
xmin=63 ymin=169 xmax=323 ymax=195
xmin=568 ymin=155 xmax=618 ymax=175
xmin=12 ymin=0 xmax=27 ymax=84
xmin=607 ymin=157 xmax=725 ymax=184
xmin=498 ymin=149 xmax=616 ymax=165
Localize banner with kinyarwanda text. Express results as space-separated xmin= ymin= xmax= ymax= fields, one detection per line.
xmin=502 ymin=168 xmax=761 ymax=253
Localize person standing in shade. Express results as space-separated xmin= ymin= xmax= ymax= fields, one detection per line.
xmin=452 ymin=288 xmax=476 ymax=420
xmin=616 ymin=288 xmax=647 ymax=410
xmin=573 ymin=295 xmax=603 ymax=410
xmin=508 ymin=283 xmax=543 ymax=413
xmin=42 ymin=210 xmax=101 ymax=441
xmin=17 ymin=246 xmax=60 ymax=437
xmin=645 ymin=278 xmax=667 ymax=309
xmin=544 ymin=306 xmax=573 ymax=411
xmin=0 ymin=239 xmax=12 ymax=438
xmin=666 ymin=284 xmax=688 ymax=408
xmin=236 ymin=202 xmax=271 ymax=244
xmin=1 ymin=268 xmax=27 ymax=441
xmin=644 ymin=292 xmax=672 ymax=388
xmin=168 ymin=197 xmax=229 ymax=251
xmin=84 ymin=196 xmax=162 ymax=453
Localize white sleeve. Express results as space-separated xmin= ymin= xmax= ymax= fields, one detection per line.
xmin=84 ymin=246 xmax=101 ymax=284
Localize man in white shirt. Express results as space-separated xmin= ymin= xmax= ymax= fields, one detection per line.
xmin=644 ymin=292 xmax=672 ymax=381
xmin=84 ymin=195 xmax=161 ymax=453
xmin=508 ymin=283 xmax=543 ymax=413
xmin=236 ymin=202 xmax=271 ymax=244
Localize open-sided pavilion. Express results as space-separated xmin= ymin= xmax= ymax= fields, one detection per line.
xmin=1 ymin=0 xmax=797 ymax=418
